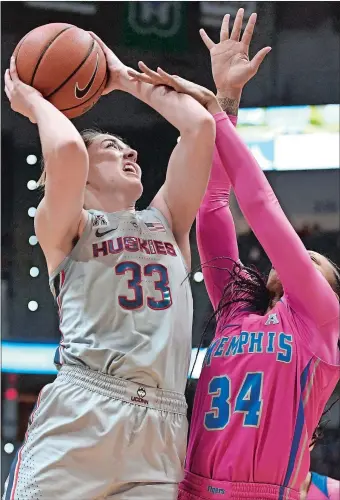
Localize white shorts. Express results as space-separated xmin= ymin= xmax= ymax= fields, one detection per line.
xmin=3 ymin=365 xmax=188 ymax=499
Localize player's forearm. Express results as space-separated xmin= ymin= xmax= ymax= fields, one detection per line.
xmin=216 ymin=88 xmax=242 ymax=117
xmin=31 ymin=96 xmax=87 ymax=162
xmin=197 ymin=115 xmax=239 ymax=308
xmin=118 ymin=67 xmax=213 ymax=134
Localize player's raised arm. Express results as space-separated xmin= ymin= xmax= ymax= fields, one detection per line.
xmin=196 ymin=10 xmax=269 ymax=309
xmin=90 ymin=33 xmax=216 ymax=266
xmin=5 ymin=57 xmax=89 ymax=270
xmin=200 ymin=9 xmax=339 ymax=354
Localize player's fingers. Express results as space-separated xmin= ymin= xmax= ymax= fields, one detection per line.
xmin=220 ymin=14 xmax=230 ymax=42
xmin=156 ymin=67 xmax=172 ymax=78
xmin=156 ymin=67 xmax=178 ymax=84
xmin=250 ymin=46 xmax=272 ymax=72
xmin=127 ymin=69 xmax=154 ymax=84
xmin=137 ymin=61 xmax=163 ymax=82
xmin=9 ymin=56 xmax=18 ymax=81
xmin=4 ymin=86 xmax=11 ymax=101
xmin=89 ymin=31 xmax=110 ymax=53
xmin=230 ymin=8 xmax=244 ymax=41
xmin=241 ymin=12 xmax=257 ymax=48
xmin=4 ymin=69 xmax=13 ymax=92
xmin=157 ymin=68 xmax=183 ymax=91
xmin=199 ymin=29 xmax=215 ymax=50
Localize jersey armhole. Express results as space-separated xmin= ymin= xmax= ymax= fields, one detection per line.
xmin=49 ymin=211 xmax=94 ymax=281
xmin=145 ymin=206 xmax=191 ymax=275
xmin=146 ymin=206 xmax=172 ymax=231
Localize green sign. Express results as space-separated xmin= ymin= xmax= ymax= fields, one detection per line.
xmin=123 ymin=2 xmax=188 ymax=52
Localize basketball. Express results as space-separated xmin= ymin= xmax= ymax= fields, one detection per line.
xmin=13 ymin=23 xmax=108 ymax=119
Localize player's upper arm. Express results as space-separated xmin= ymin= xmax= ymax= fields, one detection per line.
xmin=151 ymin=114 xmax=215 ymax=243
xmin=35 ymin=140 xmax=89 ymax=251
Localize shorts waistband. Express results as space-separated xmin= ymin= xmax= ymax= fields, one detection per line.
xmin=180 ymin=471 xmax=300 ymax=500
xmin=58 ymin=364 xmax=187 ymax=415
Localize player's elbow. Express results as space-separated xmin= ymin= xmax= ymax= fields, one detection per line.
xmin=45 ymin=139 xmax=89 ymax=173
xmin=57 ymin=138 xmax=88 ymax=160
xmin=181 ymin=111 xmax=216 ymax=139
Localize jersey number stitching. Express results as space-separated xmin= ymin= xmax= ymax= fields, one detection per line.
xmin=204 ymin=372 xmax=263 ymax=430
xmin=115 ymin=261 xmax=172 ymax=310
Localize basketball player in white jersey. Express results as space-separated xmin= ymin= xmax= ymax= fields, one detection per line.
xmin=3 ymin=33 xmax=215 ymax=499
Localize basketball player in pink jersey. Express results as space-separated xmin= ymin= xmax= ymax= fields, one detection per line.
xmin=129 ymin=8 xmax=340 ymax=500
xmin=3 ymin=33 xmax=216 ymax=500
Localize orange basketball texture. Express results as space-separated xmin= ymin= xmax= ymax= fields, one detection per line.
xmin=14 ymin=23 xmax=108 ymax=119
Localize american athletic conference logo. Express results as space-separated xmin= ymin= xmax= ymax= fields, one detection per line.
xmin=131 ymin=386 xmax=149 ymax=405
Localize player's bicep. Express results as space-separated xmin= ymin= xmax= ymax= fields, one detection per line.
xmin=37 ymin=142 xmax=89 ymax=245
xmin=155 ymin=118 xmax=215 ymax=240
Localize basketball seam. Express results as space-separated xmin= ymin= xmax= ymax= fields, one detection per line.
xmin=15 ymin=27 xmax=37 ymax=63
xmin=59 ymin=69 xmax=108 ymax=112
xmin=45 ymin=38 xmax=95 ymax=99
xmin=30 ymin=26 xmax=72 ymax=87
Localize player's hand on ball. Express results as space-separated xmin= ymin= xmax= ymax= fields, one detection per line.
xmin=88 ymin=32 xmax=126 ymax=95
xmin=200 ymin=8 xmax=271 ymax=95
xmin=127 ymin=62 xmax=216 ymax=109
xmin=4 ymin=56 xmax=42 ymax=123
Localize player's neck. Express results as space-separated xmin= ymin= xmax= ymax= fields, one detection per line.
xmin=84 ymin=190 xmax=136 ymax=214
xmin=300 ymin=471 xmax=312 ymax=500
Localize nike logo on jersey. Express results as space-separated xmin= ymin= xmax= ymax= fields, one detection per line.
xmin=95 ymin=227 xmax=117 ymax=238
xmin=75 ymin=53 xmax=99 ymax=99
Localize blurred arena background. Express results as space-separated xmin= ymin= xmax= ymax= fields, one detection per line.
xmin=1 ymin=1 xmax=339 ymax=492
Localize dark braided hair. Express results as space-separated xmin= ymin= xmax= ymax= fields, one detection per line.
xmin=188 ymin=257 xmax=271 ymax=381
xmin=188 ymin=254 xmax=340 ymax=382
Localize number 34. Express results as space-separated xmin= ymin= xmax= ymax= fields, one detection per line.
xmin=204 ymin=372 xmax=264 ymax=430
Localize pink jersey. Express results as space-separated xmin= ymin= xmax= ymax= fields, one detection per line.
xmin=184 ymin=113 xmax=339 ymax=499
xmin=307 ymin=472 xmax=340 ymax=499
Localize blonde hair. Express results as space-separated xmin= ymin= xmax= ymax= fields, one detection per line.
xmin=36 ymin=129 xmax=124 ymax=189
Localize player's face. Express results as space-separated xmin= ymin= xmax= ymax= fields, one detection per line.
xmin=267 ymin=251 xmax=339 ymax=296
xmin=86 ymin=134 xmax=143 ymax=201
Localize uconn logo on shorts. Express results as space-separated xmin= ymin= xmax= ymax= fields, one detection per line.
xmin=131 ymin=386 xmax=149 ymax=405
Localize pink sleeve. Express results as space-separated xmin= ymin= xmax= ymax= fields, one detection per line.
xmin=196 ymin=113 xmax=239 ymax=310
xmin=214 ymin=112 xmax=339 ymax=362
xmin=327 ymin=478 xmax=340 ymax=500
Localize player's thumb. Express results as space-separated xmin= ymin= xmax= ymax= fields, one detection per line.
xmin=250 ymin=46 xmax=272 ymax=73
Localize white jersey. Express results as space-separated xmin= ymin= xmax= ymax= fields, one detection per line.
xmin=49 ymin=207 xmax=193 ymax=393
